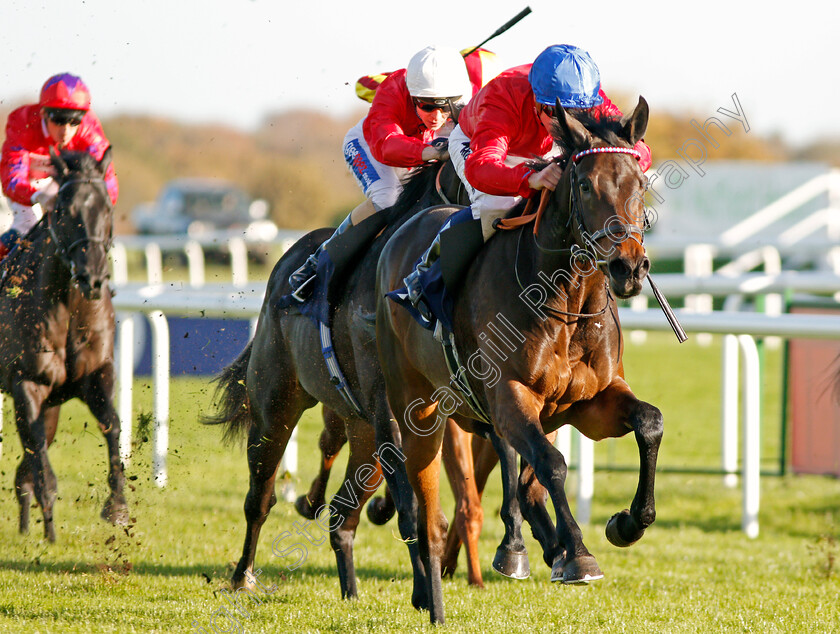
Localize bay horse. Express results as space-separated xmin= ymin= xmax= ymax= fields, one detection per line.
xmin=0 ymin=147 xmax=127 ymax=542
xmin=375 ymin=98 xmax=663 ymax=624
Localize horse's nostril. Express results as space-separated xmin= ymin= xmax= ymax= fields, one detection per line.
xmin=608 ymin=258 xmax=632 ymax=279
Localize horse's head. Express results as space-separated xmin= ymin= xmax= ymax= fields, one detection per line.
xmin=550 ymin=98 xmax=651 ymax=299
xmin=49 ymin=147 xmax=114 ymax=300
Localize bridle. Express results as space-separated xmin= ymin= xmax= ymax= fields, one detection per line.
xmin=510 ymin=145 xmax=649 ymax=319
xmin=565 ymin=146 xmax=647 ymax=265
xmin=48 ymin=177 xmax=113 ymax=277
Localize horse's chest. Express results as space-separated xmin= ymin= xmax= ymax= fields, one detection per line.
xmin=26 ymin=308 xmax=107 ymax=385
xmin=547 ymin=344 xmax=613 ymax=405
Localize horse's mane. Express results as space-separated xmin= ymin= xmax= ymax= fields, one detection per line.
xmin=55 ymin=149 xmax=99 ymax=174
xmin=381 ymin=161 xmax=442 ymax=227
xmin=537 ymin=112 xmax=629 ymax=170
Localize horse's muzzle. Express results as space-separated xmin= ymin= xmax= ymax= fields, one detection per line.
xmin=607 ymin=255 xmax=650 ymax=299
xmin=75 ymin=274 xmax=109 ymax=300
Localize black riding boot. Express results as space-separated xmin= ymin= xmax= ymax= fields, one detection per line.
xmin=288 ymin=214 xmax=353 ymax=302
xmin=403 ymin=233 xmax=441 ymax=321
xmin=403 ymin=207 xmax=484 ymax=322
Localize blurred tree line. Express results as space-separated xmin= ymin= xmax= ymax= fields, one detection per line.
xmin=2 ymin=100 xmax=838 ymax=235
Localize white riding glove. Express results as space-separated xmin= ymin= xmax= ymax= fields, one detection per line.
xmin=31 ymin=179 xmax=60 ymax=211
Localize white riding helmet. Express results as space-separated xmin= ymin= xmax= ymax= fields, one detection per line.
xmin=405 ymin=45 xmax=471 ymax=99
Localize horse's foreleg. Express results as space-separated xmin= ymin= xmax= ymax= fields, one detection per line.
xmin=295 ymin=407 xmax=347 ymax=520
xmin=404 ymin=429 xmax=448 ymax=625
xmin=441 ymin=418 xmax=485 ymax=587
xmin=567 ymin=383 xmax=663 ymax=548
xmin=517 ymin=460 xmax=563 ymax=571
xmin=605 ymin=400 xmax=663 ymax=547
xmin=15 ymin=405 xmax=60 ymax=534
xmin=372 ymin=398 xmax=427 ymax=612
xmin=495 ymin=394 xmax=601 ymax=585
xmin=328 ymin=417 xmax=382 ymax=599
xmin=83 ymin=368 xmax=128 ymax=526
xmin=12 ymin=382 xmax=56 ymax=541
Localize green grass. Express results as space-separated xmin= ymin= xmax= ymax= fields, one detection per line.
xmin=0 ymin=334 xmax=838 ymax=633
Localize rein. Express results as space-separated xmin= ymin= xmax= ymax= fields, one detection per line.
xmin=501 ymin=146 xmax=646 ymax=320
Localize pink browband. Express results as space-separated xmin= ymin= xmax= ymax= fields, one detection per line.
xmin=572 ymin=147 xmax=642 ymax=162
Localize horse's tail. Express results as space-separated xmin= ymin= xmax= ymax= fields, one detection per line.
xmin=202 ymin=340 xmax=254 ymax=444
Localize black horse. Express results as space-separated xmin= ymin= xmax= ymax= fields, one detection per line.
xmin=0 ymin=147 xmax=127 ymax=542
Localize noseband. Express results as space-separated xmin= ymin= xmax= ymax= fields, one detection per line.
xmin=567 ymin=146 xmax=647 ymax=263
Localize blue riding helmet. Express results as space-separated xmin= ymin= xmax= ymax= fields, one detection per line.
xmin=528 ymin=44 xmax=603 ymax=109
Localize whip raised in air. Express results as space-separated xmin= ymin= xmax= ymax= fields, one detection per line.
xmin=461 ymin=7 xmax=533 ymax=57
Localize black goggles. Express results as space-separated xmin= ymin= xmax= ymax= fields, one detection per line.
xmin=413 ymin=98 xmax=453 ymax=113
xmin=45 ymin=109 xmax=86 ymax=126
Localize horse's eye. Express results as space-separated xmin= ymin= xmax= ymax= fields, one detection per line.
xmin=579 ymin=180 xmax=591 ymax=194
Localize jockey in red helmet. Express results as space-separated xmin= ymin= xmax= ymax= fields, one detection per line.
xmin=0 ymin=73 xmax=119 ymax=261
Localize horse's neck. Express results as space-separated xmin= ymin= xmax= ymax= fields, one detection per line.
xmin=21 ymin=232 xmax=71 ymax=306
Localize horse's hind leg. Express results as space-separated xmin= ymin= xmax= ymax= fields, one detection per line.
xmin=82 ymin=368 xmax=128 ymax=525
xmin=441 ymin=418 xmax=485 ymax=587
xmin=365 ymin=482 xmax=395 ymax=526
xmin=295 ymin=407 xmax=347 ymax=520
xmin=15 ymin=405 xmax=60 ymax=534
xmin=517 ymin=460 xmax=564 ymax=575
xmin=328 ymin=416 xmax=383 ymax=599
xmin=232 ymin=402 xmax=303 ymax=591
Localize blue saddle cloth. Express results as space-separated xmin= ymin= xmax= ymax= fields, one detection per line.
xmin=386 ymin=259 xmax=454 ymax=333
xmin=275 ymin=248 xmax=335 ymax=327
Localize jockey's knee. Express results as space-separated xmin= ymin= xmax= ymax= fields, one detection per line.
xmin=368 ymin=186 xmax=400 ymax=211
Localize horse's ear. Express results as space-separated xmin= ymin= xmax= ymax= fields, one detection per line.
xmin=620 ymin=96 xmax=649 ymax=147
xmin=49 ymin=146 xmax=70 ymax=179
xmin=98 ymin=145 xmax=113 ymax=175
xmin=553 ymin=98 xmax=591 ymax=150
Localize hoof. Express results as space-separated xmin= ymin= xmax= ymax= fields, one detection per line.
xmin=101 ymin=498 xmax=129 ymax=526
xmin=294 ymin=494 xmax=319 ymax=520
xmin=492 ymin=548 xmax=530 ymax=580
xmin=550 ymin=554 xmax=564 ymax=582
xmin=411 ymin=585 xmax=429 ymax=612
xmin=560 ymin=554 xmax=603 ymax=585
xmin=366 ymin=496 xmax=396 ymax=526
xmin=606 ymin=509 xmax=644 ymax=548
xmin=441 ymin=556 xmax=457 ymax=579
xmin=232 ymin=573 xmax=257 ymax=592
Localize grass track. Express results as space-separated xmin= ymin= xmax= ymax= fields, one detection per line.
xmin=0 ymin=333 xmax=838 ymax=632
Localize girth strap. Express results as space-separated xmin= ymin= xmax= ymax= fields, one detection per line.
xmin=319 ymin=322 xmax=364 ymax=417
xmin=441 ymin=331 xmax=493 ymax=425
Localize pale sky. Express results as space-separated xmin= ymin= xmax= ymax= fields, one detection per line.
xmin=1 ymin=0 xmax=836 ymax=147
